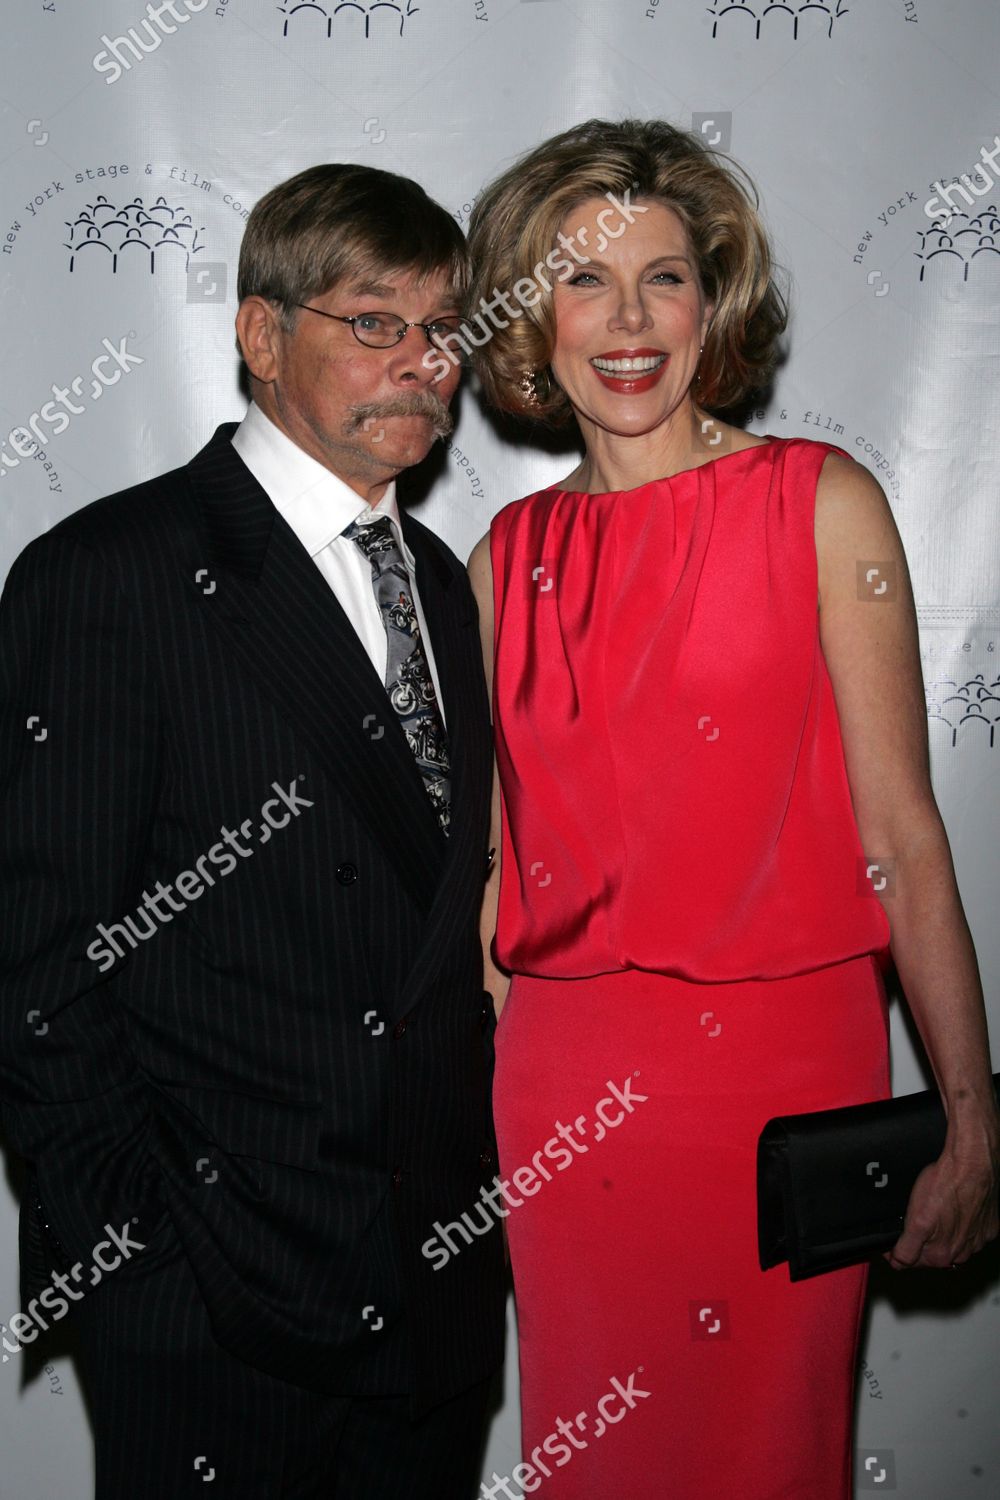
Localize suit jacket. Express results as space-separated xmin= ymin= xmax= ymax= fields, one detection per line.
xmin=0 ymin=422 xmax=505 ymax=1414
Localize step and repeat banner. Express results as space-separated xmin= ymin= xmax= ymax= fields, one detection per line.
xmin=2 ymin=2 xmax=998 ymax=1495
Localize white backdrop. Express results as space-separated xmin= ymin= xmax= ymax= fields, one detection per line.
xmin=2 ymin=2 xmax=999 ymax=1495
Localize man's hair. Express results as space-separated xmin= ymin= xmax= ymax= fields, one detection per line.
xmin=466 ymin=117 xmax=788 ymax=423
xmin=235 ymin=163 xmax=468 ymax=354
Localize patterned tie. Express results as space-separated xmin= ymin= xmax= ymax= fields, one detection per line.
xmin=343 ymin=514 xmax=451 ymax=837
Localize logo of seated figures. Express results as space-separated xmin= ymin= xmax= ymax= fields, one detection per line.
xmin=64 ymin=194 xmax=207 ymax=277
xmin=925 ymin=672 xmax=1000 ymax=750
xmin=707 ymin=0 xmax=849 ymax=40
xmin=916 ymin=207 xmax=1000 ymax=284
xmin=278 ymin=0 xmax=420 ymax=40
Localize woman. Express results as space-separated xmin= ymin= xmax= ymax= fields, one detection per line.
xmin=465 ymin=119 xmax=999 ymax=1499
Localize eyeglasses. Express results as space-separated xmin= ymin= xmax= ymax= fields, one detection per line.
xmin=292 ymin=303 xmax=471 ymax=363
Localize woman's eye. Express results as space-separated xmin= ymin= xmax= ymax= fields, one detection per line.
xmin=566 ymin=270 xmax=682 ymax=287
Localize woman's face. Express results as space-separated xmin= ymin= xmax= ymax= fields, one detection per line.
xmin=547 ymin=197 xmax=714 ymax=438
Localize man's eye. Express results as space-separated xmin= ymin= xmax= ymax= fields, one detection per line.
xmin=356 ymin=312 xmax=394 ymax=334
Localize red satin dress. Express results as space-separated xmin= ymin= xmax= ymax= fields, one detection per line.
xmin=489 ymin=436 xmax=893 ymax=1499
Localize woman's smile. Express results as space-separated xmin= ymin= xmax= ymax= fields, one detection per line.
xmin=589 ymin=347 xmax=669 ymax=394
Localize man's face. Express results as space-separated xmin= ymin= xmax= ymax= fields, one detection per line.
xmin=245 ymin=265 xmax=464 ymax=492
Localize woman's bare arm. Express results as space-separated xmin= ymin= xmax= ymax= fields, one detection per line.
xmin=815 ymin=451 xmax=1000 ymax=1268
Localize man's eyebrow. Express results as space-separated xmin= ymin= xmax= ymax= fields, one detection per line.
xmin=343 ymin=279 xmax=462 ymax=313
xmin=346 ymin=280 xmax=398 ymax=300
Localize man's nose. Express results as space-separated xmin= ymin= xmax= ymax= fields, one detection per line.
xmin=387 ymin=326 xmax=446 ymax=385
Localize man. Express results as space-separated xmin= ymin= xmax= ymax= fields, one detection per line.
xmin=0 ymin=164 xmax=504 ymax=1497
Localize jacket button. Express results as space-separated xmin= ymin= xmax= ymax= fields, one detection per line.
xmin=391 ymin=1166 xmax=404 ymax=1188
xmin=479 ymin=1150 xmax=494 ymax=1171
xmin=480 ymin=999 xmax=492 ymax=1031
xmin=392 ymin=1018 xmax=407 ymax=1040
xmin=336 ymin=862 xmax=358 ymax=885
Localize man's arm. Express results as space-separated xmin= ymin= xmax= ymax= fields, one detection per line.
xmin=1 ymin=531 xmax=165 ymax=1268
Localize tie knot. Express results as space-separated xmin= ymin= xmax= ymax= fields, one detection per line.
xmin=343 ymin=513 xmax=399 ymax=563
xmin=344 ymin=512 xmax=393 ymax=536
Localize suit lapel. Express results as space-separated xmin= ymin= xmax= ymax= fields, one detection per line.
xmin=185 ymin=423 xmax=458 ymax=916
xmin=394 ymin=506 xmax=490 ymax=1019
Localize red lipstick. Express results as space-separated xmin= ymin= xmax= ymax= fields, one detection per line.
xmin=590 ymin=347 xmax=669 ymax=395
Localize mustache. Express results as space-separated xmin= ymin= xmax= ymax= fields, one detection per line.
xmin=344 ymin=391 xmax=454 ymax=440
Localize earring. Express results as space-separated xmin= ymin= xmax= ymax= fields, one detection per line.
xmin=519 ymin=367 xmax=552 ymax=406
xmin=518 ymin=368 xmax=540 ymax=406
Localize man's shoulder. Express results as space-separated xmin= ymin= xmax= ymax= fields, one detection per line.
xmin=49 ymin=458 xmax=193 ymax=550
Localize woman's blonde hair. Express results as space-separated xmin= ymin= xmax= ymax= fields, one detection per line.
xmin=465 ymin=118 xmax=787 ymax=424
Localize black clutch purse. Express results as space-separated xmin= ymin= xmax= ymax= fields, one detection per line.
xmin=757 ymin=1072 xmax=1000 ymax=1280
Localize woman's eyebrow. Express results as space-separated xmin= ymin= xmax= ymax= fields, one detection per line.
xmin=570 ymin=253 xmax=692 ymax=271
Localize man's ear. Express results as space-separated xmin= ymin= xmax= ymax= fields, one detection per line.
xmin=235 ymin=297 xmax=285 ymax=385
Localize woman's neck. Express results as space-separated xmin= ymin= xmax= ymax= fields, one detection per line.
xmin=566 ymin=403 xmax=725 ymax=494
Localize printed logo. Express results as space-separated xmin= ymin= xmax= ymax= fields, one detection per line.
xmin=278 ymin=0 xmax=420 ymax=39
xmin=707 ymin=0 xmax=848 ymax=40
xmin=65 ymin=193 xmax=208 ymax=276
xmin=916 ymin=207 xmax=1000 ymax=285
xmin=925 ymin=671 xmax=1000 ymax=749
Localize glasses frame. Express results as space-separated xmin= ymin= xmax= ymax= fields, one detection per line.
xmin=292 ymin=302 xmax=470 ymax=358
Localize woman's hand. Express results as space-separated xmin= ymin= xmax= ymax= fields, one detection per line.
xmin=884 ymin=1114 xmax=1000 ymax=1270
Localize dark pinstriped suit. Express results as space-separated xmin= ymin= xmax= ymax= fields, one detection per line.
xmin=0 ymin=422 xmax=505 ymax=1480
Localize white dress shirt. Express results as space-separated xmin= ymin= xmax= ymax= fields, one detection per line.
xmin=230 ymin=400 xmax=446 ymax=727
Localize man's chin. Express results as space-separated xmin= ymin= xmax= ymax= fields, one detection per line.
xmin=357 ymin=433 xmax=439 ymax=473
xmin=395 ymin=435 xmax=444 ymax=468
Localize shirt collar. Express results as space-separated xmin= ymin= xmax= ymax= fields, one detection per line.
xmin=230 ymin=400 xmax=415 ymax=568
